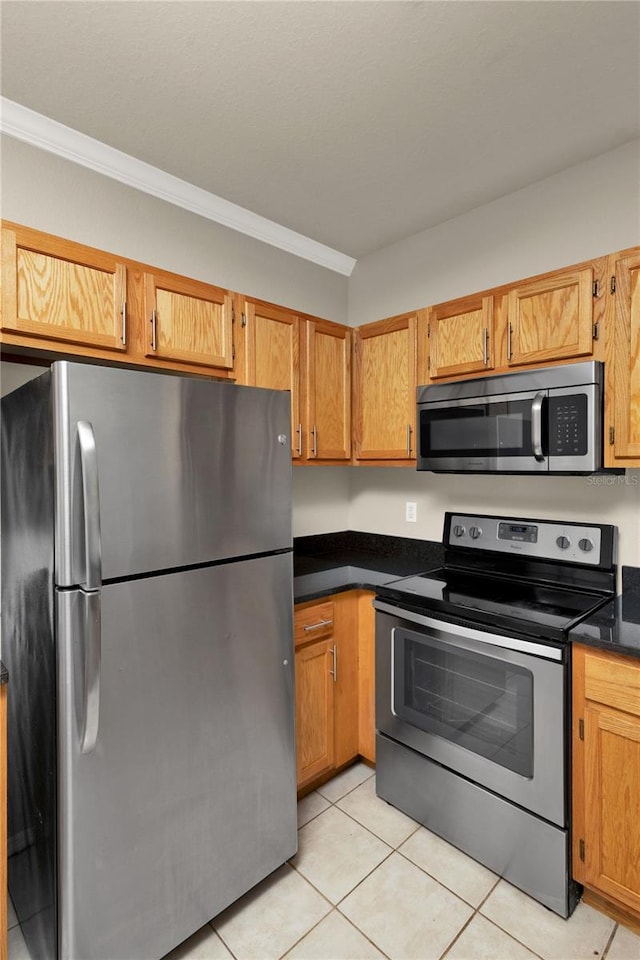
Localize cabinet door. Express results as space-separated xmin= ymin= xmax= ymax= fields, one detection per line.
xmin=506 ymin=268 xmax=594 ymax=367
xmin=243 ymin=300 xmax=301 ymax=459
xmin=573 ymin=646 xmax=640 ymax=918
xmin=305 ymin=319 xmax=351 ymax=461
xmin=295 ymin=638 xmax=335 ymax=789
xmin=353 ymin=314 xmax=417 ymax=460
xmin=1 ymin=224 xmax=127 ymax=352
xmin=143 ymin=270 xmax=233 ymax=370
xmin=357 ymin=591 xmax=376 ymax=764
xmin=427 ymin=295 xmax=494 ymax=379
xmin=332 ymin=593 xmax=359 ymax=768
xmin=610 ymin=252 xmax=640 ymax=463
xmin=582 ymin=701 xmax=640 ymax=914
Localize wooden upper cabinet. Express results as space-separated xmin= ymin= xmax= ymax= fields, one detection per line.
xmin=506 ymin=267 xmax=594 ymax=367
xmin=608 ymin=251 xmax=640 ymax=464
xmin=353 ymin=313 xmax=417 ymax=461
xmin=240 ymin=299 xmax=301 ymax=458
xmin=426 ymin=295 xmax=494 ymax=379
xmin=143 ymin=270 xmax=233 ymax=370
xmin=1 ymin=223 xmax=127 ymax=352
xmin=305 ymin=318 xmax=351 ymax=461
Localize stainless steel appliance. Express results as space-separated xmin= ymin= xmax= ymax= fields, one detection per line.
xmin=374 ymin=512 xmax=617 ymax=917
xmin=1 ymin=362 xmax=297 ymax=960
xmin=416 ymin=360 xmax=608 ymax=473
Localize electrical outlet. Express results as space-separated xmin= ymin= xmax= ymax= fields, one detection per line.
xmin=405 ymin=501 xmax=417 ymax=523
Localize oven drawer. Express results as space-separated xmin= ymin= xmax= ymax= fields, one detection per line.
xmin=374 ymin=603 xmax=568 ymax=828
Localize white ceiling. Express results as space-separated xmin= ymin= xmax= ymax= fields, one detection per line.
xmin=1 ymin=1 xmax=639 ymax=263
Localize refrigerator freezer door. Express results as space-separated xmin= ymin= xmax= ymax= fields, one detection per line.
xmin=52 ymin=361 xmax=292 ymax=585
xmin=57 ymin=552 xmax=296 ymax=960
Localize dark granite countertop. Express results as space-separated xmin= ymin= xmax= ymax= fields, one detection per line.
xmin=293 ymin=531 xmax=443 ymax=603
xmin=569 ymin=567 xmax=640 ymax=660
xmin=1 ymin=661 xmax=7 ymax=685
xmin=295 ymin=533 xmax=640 ymax=661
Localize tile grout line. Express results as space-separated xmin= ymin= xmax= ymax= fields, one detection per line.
xmin=323 ymin=786 xmax=554 ymax=960
xmin=290 ymin=779 xmax=402 ymax=957
xmin=601 ymin=921 xmax=619 ymax=959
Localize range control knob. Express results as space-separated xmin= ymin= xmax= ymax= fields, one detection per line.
xmin=578 ymin=537 xmax=595 ymax=553
xmin=452 ymin=524 xmax=466 ymax=538
xmin=469 ymin=526 xmax=483 ymax=540
xmin=556 ymin=535 xmax=571 ymax=550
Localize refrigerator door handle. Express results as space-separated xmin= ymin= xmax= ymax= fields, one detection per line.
xmin=77 ymin=420 xmax=102 ymax=590
xmin=80 ymin=590 xmax=101 ymax=753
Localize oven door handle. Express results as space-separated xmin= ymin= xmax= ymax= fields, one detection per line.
xmin=373 ymin=600 xmax=563 ymax=662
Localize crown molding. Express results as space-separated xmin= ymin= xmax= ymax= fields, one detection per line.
xmin=0 ymin=98 xmax=356 ymax=277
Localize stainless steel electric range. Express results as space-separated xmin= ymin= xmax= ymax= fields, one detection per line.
xmin=374 ymin=512 xmax=617 ymax=917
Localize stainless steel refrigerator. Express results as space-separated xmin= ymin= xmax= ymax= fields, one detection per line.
xmin=1 ymin=361 xmax=297 ymax=960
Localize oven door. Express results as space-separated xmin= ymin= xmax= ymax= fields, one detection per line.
xmin=375 ymin=602 xmax=567 ymax=827
xmin=417 ymin=389 xmax=549 ymax=472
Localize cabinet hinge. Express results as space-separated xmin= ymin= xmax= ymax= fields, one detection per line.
xmin=241 ymin=312 xmax=247 ymax=328
xmin=592 ymin=322 xmax=600 ymax=341
xmin=427 ymin=324 xmax=431 ymax=338
xmin=232 ymin=343 xmax=236 ymax=361
xmin=578 ymin=718 xmax=584 ymax=741
xmin=610 ymin=275 xmax=616 ymax=294
xmin=231 ymin=302 xmax=235 ymax=323
xmin=579 ymin=839 xmax=585 ymax=862
xmin=609 ymin=425 xmax=615 ymax=445
xmin=592 ymin=280 xmax=599 ymax=298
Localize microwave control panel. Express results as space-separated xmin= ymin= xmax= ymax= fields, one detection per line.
xmin=448 ymin=514 xmax=603 ymax=566
xmin=547 ymin=394 xmax=588 ymax=456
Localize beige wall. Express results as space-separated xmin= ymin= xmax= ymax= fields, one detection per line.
xmin=347 ymin=468 xmax=640 ymax=572
xmin=0 ymin=135 xmax=348 ymax=323
xmin=292 ymin=468 xmax=351 ymax=536
xmin=348 ymin=138 xmax=640 ymax=326
xmin=0 ymin=361 xmax=48 ymax=397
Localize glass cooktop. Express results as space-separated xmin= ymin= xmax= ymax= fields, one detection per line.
xmin=376 ymin=568 xmax=610 ymax=642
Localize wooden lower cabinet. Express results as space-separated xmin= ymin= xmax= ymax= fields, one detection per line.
xmin=294 ymin=590 xmax=376 ymax=792
xmin=295 ymin=636 xmax=336 ymax=787
xmin=357 ymin=591 xmax=376 ymax=764
xmin=572 ymin=645 xmax=640 ymax=924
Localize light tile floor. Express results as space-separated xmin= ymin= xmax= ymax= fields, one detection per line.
xmin=7 ymin=763 xmax=640 ymax=960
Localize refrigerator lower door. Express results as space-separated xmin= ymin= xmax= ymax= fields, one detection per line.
xmin=57 ymin=553 xmax=296 ymax=960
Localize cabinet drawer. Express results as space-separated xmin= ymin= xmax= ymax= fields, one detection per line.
xmin=584 ymin=650 xmax=640 ymax=718
xmin=294 ymin=601 xmax=334 ymax=647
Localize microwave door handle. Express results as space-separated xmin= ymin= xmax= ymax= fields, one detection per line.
xmin=531 ymin=392 xmax=546 ymax=462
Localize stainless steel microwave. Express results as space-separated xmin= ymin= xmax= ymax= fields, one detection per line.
xmin=417 ymin=361 xmax=608 ymax=474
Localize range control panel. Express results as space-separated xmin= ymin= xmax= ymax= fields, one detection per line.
xmin=447 ymin=514 xmax=603 ymax=566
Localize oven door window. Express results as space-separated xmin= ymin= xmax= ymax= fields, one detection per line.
xmin=419 ymin=395 xmax=542 ymax=460
xmin=393 ymin=628 xmax=534 ymax=778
